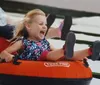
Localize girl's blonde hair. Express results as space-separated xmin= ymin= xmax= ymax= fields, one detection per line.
xmin=11 ymin=9 xmax=45 ymax=41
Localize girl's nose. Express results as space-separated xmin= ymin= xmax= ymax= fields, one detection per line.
xmin=43 ymin=25 xmax=47 ymax=29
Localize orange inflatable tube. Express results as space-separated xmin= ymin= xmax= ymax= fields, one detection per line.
xmin=0 ymin=60 xmax=92 ymax=78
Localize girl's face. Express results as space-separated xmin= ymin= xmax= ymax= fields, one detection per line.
xmin=26 ymin=15 xmax=47 ymax=41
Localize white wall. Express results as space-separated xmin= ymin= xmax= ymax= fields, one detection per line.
xmin=9 ymin=0 xmax=100 ymax=13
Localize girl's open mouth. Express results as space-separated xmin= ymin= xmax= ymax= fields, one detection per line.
xmin=40 ymin=31 xmax=45 ymax=35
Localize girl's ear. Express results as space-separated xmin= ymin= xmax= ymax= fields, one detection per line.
xmin=24 ymin=22 xmax=30 ymax=30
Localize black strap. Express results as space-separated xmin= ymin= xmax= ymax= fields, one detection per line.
xmin=61 ymin=16 xmax=72 ymax=40
xmin=45 ymin=14 xmax=56 ymax=36
xmin=13 ymin=54 xmax=21 ymax=65
xmin=83 ymin=59 xmax=89 ymax=68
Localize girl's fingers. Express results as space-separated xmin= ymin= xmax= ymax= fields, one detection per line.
xmin=5 ymin=56 xmax=13 ymax=62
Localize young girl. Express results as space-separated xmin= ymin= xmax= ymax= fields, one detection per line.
xmin=0 ymin=9 xmax=100 ymax=62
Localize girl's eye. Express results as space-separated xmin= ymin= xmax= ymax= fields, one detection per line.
xmin=39 ymin=22 xmax=43 ymax=25
xmin=39 ymin=23 xmax=47 ymax=26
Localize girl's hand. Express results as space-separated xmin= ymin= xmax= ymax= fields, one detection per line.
xmin=84 ymin=57 xmax=88 ymax=60
xmin=5 ymin=55 xmax=14 ymax=62
xmin=0 ymin=51 xmax=14 ymax=62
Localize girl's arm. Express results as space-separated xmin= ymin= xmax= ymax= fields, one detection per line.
xmin=0 ymin=40 xmax=23 ymax=62
xmin=6 ymin=40 xmax=22 ymax=53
